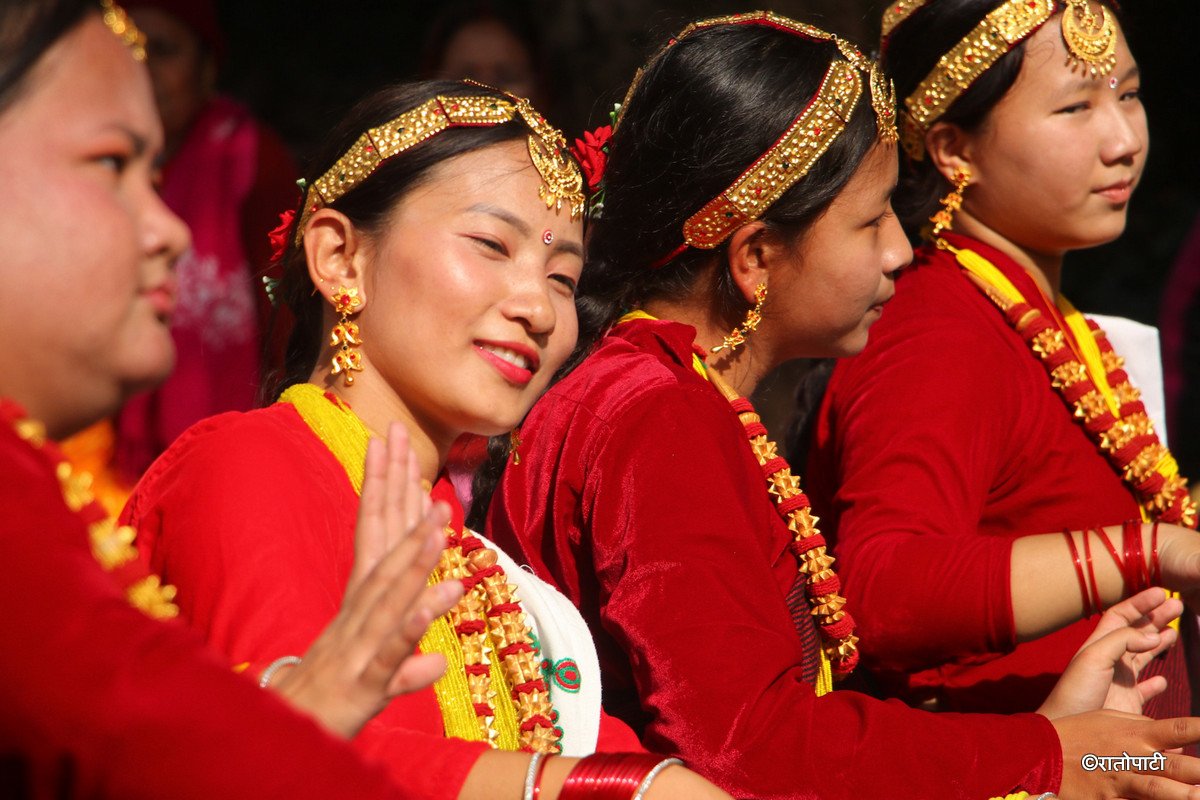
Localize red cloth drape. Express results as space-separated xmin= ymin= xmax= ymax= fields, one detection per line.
xmin=0 ymin=400 xmax=414 ymax=799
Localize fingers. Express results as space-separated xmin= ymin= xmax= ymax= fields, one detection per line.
xmin=1090 ymin=588 xmax=1170 ymax=641
xmin=383 ymin=422 xmax=412 ymax=553
xmin=1129 ymin=626 xmax=1179 ymax=672
xmin=364 ymin=579 xmax=461 ymax=694
xmin=1147 ymin=717 xmax=1200 ymax=752
xmin=1077 ymin=626 xmax=1163 ymax=673
xmin=1116 ymin=753 xmax=1200 ymax=799
xmin=350 ymin=437 xmax=389 ymax=588
xmin=355 ymin=502 xmax=451 ymax=624
xmin=1137 ymin=675 xmax=1169 ymax=705
xmin=385 ymin=653 xmax=448 ymax=697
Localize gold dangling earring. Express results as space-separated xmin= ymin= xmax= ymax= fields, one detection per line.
xmin=329 ymin=286 xmax=364 ymax=386
xmin=712 ymin=283 xmax=767 ymax=355
xmin=508 ymin=428 xmax=522 ymax=466
xmin=929 ymin=166 xmax=971 ymax=241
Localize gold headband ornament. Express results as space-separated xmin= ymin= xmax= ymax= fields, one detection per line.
xmin=100 ymin=0 xmax=146 ymax=61
xmin=893 ymin=0 xmax=1119 ymax=160
xmin=624 ymin=12 xmax=898 ymax=265
xmin=288 ymin=89 xmax=584 ymax=248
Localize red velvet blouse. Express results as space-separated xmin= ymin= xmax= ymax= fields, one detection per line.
xmin=808 ymin=233 xmax=1189 ymax=715
xmin=0 ymin=400 xmax=412 ymax=799
xmin=123 ymin=401 xmax=640 ymax=800
xmin=488 ymin=317 xmax=1063 ymax=799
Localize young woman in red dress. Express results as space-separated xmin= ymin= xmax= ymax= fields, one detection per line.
xmin=808 ymin=0 xmax=1200 ymax=720
xmin=0 ymin=2 xmax=483 ymax=797
xmin=485 ymin=10 xmax=1200 ymax=800
xmin=121 ymin=76 xmax=730 ymax=800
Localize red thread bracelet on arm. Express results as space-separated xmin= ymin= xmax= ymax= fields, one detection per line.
xmin=1064 ymin=529 xmax=1092 ymax=616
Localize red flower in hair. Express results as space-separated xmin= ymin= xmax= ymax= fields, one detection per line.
xmin=267 ymin=209 xmax=296 ymax=265
xmin=570 ymin=125 xmax=612 ymax=191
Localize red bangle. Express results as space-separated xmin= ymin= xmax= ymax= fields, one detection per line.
xmin=1082 ymin=528 xmax=1103 ymax=614
xmin=1122 ymin=519 xmax=1151 ymax=593
xmin=1064 ymin=529 xmax=1092 ymax=616
xmin=1094 ymin=526 xmax=1124 ymax=595
xmin=559 ymin=753 xmax=665 ymax=799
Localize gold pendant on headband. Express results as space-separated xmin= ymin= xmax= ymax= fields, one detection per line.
xmin=1061 ymin=0 xmax=1117 ymax=76
xmin=519 ymin=109 xmax=585 ymax=220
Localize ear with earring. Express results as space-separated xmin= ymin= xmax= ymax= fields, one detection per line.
xmin=929 ymin=166 xmax=971 ymax=240
xmin=329 ymin=286 xmax=364 ymax=385
xmin=712 ymin=282 xmax=768 ymax=354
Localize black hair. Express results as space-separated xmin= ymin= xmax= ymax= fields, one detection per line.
xmin=261 ymin=80 xmax=533 ymax=402
xmin=0 ymin=0 xmax=93 ymax=116
xmin=574 ymin=23 xmax=881 ymax=368
xmin=885 ymin=0 xmax=1123 ymax=229
xmin=467 ymin=21 xmax=884 ymax=527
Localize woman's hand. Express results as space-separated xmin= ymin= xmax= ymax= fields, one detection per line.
xmin=273 ymin=423 xmax=463 ymax=738
xmin=1038 ymin=587 xmax=1180 ymax=719
xmin=1053 ymin=711 xmax=1200 ymax=799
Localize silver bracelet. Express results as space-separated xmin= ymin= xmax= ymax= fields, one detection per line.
xmin=631 ymin=757 xmax=683 ymax=800
xmin=522 ymin=751 xmax=548 ymax=800
xmin=258 ymin=655 xmax=302 ymax=688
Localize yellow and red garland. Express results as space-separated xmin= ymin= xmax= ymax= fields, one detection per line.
xmin=947 ymin=243 xmax=1197 ymax=529
xmin=1 ymin=399 xmax=179 ymax=619
xmin=710 ymin=374 xmax=860 ymax=678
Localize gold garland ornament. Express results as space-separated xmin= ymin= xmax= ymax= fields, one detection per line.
xmin=898 ymin=0 xmax=1118 ymax=160
xmin=280 ymin=384 xmax=562 ymax=752
xmin=3 ymin=401 xmax=178 ymax=619
xmin=295 ymin=91 xmax=583 ymax=245
xmin=932 ymin=241 xmax=1197 ymax=529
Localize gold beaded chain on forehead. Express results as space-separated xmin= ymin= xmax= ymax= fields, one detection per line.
xmin=294 ymin=91 xmax=584 ymax=245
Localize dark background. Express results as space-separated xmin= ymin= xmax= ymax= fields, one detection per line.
xmin=214 ymin=0 xmax=1199 ymax=467
xmin=216 ymin=0 xmax=1199 ymax=324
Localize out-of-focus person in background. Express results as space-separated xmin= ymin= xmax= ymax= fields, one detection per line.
xmin=421 ymin=0 xmax=551 ymax=114
xmin=69 ymin=0 xmax=297 ymax=505
xmin=1161 ymin=215 xmax=1200 ymax=506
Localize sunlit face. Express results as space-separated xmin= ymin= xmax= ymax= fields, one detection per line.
xmin=0 ymin=16 xmax=189 ymax=437
xmin=355 ymin=139 xmax=582 ymax=442
xmin=766 ymin=141 xmax=911 ymax=359
xmin=957 ymin=10 xmax=1147 ymax=254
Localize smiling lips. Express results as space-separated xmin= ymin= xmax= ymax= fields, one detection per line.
xmin=475 ymin=340 xmax=540 ymax=385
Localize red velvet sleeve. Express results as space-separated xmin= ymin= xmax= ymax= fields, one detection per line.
xmin=0 ymin=435 xmax=418 ymax=799
xmin=582 ymin=383 xmax=1061 ymax=799
xmin=122 ymin=409 xmax=486 ymax=798
xmin=812 ymin=309 xmax=1025 ymax=673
